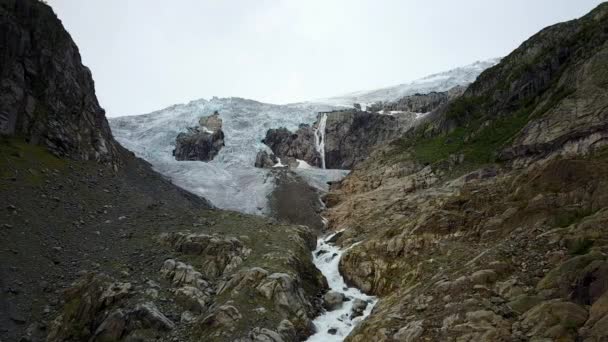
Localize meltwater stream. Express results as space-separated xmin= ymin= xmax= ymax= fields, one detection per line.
xmin=306 ymin=233 xmax=377 ymax=342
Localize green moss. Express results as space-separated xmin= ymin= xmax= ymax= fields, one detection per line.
xmin=567 ymin=238 xmax=594 ymax=256
xmin=0 ymin=137 xmax=66 ymax=185
xmin=553 ymin=208 xmax=595 ymax=228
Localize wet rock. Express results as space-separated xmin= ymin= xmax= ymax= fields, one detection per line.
xmin=323 ymin=291 xmax=345 ymax=311
xmin=350 ymin=298 xmax=368 ymax=318
xmin=255 ymin=150 xmax=278 ymax=168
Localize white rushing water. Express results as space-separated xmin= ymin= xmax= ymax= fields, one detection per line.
xmin=314 ymin=112 xmax=328 ymax=169
xmin=306 ymin=233 xmax=377 ymax=342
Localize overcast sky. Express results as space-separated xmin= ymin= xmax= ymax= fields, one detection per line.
xmin=48 ymin=0 xmax=603 ymax=117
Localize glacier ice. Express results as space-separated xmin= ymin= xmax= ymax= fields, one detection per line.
xmin=110 ymin=97 xmax=338 ymax=214
xmin=109 ymin=59 xmax=497 ymax=215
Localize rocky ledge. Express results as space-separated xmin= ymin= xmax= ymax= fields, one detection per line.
xmin=173 ymin=112 xmax=225 ymax=161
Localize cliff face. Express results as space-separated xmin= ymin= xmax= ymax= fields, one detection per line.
xmin=322 ymin=4 xmax=608 ymax=341
xmin=0 ymin=0 xmax=120 ymax=166
xmin=261 ymin=110 xmax=422 ymax=170
xmin=262 ymin=124 xmax=321 ymax=167
xmin=322 ymin=110 xmax=421 ymax=169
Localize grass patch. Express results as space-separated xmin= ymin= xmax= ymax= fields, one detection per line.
xmin=553 ymin=208 xmax=595 ymax=228
xmin=0 ymin=136 xmax=66 ymax=185
xmin=567 ymin=238 xmax=594 ymax=256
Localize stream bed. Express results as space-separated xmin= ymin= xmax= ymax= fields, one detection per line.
xmin=305 ymin=232 xmax=377 ymax=342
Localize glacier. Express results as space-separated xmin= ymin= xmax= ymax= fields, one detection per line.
xmin=109 ymin=59 xmax=498 ymax=214
xmin=110 ymin=97 xmax=339 ymax=214
xmin=308 ymin=58 xmax=501 ymax=108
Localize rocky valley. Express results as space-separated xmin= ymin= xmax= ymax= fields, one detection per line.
xmin=2 ymin=1 xmax=608 ymax=342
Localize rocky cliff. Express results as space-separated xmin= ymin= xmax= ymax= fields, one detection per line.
xmin=261 ymin=124 xmax=322 ymax=167
xmin=322 ymin=110 xmax=416 ymax=169
xmin=173 ymin=112 xmax=225 ymax=161
xmin=261 ymin=110 xmax=421 ymax=170
xmin=0 ymin=0 xmax=120 ymax=166
xmin=322 ymin=3 xmax=608 ymax=341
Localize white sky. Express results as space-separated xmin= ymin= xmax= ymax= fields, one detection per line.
xmin=47 ymin=0 xmax=604 ymax=117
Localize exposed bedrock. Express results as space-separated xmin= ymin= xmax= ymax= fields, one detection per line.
xmin=173 ymin=112 xmax=225 ymax=161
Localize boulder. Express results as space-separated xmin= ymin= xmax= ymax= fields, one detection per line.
xmin=323 ymin=291 xmax=345 ymax=311
xmin=350 ymin=298 xmax=368 ymax=318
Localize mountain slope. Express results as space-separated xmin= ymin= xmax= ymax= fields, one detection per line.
xmin=322 ymin=3 xmax=608 ymax=341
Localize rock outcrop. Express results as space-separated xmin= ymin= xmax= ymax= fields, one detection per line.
xmin=262 ymin=124 xmax=321 ymax=167
xmin=321 ymin=110 xmax=415 ymax=169
xmin=173 ymin=112 xmax=225 ymax=161
xmin=0 ymin=0 xmax=120 ymax=166
xmin=254 ymin=150 xmax=278 ymax=168
xmin=261 ymin=110 xmax=420 ymax=170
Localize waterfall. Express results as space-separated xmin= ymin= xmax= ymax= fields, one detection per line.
xmin=314 ymin=113 xmax=328 ymax=169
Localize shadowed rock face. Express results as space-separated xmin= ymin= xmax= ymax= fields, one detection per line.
xmin=173 ymin=113 xmax=225 ymax=161
xmin=262 ymin=124 xmax=321 ymax=167
xmin=261 ymin=110 xmax=418 ymax=170
xmin=0 ymin=0 xmax=119 ymax=166
xmin=322 ymin=110 xmax=414 ymax=169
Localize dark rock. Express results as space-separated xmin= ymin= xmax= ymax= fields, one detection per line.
xmin=323 ymin=291 xmax=345 ymax=311
xmin=262 ymin=124 xmax=321 ymax=167
xmin=254 ymin=150 xmax=278 ymax=168
xmin=0 ymin=0 xmax=120 ymax=166
xmin=350 ymin=298 xmax=368 ymax=318
xmin=173 ymin=112 xmax=225 ymax=161
xmin=321 ymin=110 xmax=411 ymax=169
